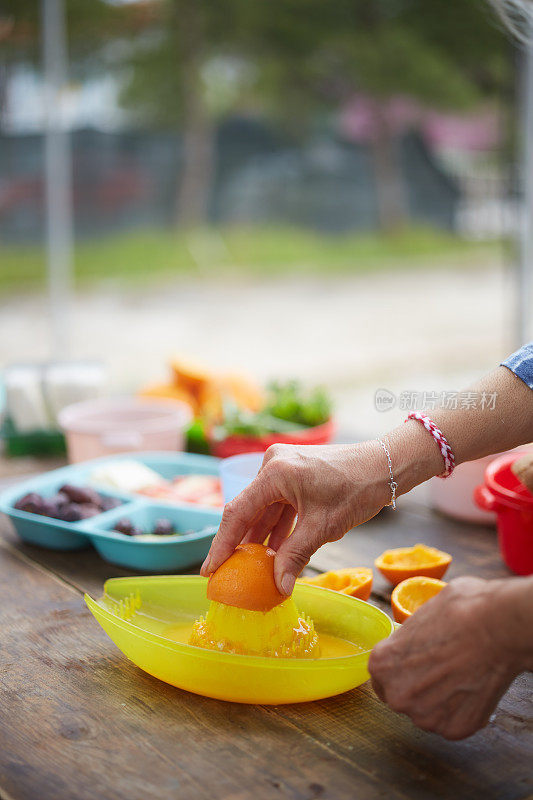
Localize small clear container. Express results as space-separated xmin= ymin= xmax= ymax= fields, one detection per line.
xmin=4 ymin=363 xmax=50 ymax=431
xmin=219 ymin=452 xmax=264 ymax=502
xmin=45 ymin=361 xmax=105 ymax=424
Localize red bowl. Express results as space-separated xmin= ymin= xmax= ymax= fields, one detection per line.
xmin=474 ymin=452 xmax=533 ymax=575
xmin=211 ymin=418 xmax=335 ymax=459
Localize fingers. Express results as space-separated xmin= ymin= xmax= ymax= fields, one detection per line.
xmin=272 ymin=514 xmax=325 ymax=596
xmin=368 ymin=638 xmax=392 ymax=702
xmin=267 ymin=504 xmax=296 ymax=551
xmin=242 ymin=502 xmax=285 ymax=545
xmin=367 ymin=623 xmax=509 ymax=740
xmin=200 ymin=470 xmax=283 ymax=576
xmin=370 ymin=673 xmax=386 ymax=702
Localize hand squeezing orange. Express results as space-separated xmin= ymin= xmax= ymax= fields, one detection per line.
xmin=190 ymin=543 xmax=319 ymax=658
xmin=207 ymin=543 xmax=285 ymax=611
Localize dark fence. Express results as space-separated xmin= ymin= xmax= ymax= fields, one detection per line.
xmin=0 ymin=116 xmax=459 ymax=242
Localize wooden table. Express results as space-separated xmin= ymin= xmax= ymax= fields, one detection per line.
xmin=0 ymin=481 xmax=531 ymax=800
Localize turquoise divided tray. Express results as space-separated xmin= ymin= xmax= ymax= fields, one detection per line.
xmin=0 ymin=452 xmax=222 ymax=572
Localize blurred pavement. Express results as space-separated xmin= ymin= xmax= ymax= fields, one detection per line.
xmin=0 ymin=256 xmax=515 ymax=440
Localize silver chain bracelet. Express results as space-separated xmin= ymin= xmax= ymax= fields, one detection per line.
xmin=377 ymin=438 xmax=398 ymax=510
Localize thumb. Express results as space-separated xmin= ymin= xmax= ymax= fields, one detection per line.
xmin=273 ymin=514 xmax=324 ymax=596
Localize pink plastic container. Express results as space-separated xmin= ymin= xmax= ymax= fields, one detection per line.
xmin=58 ymin=397 xmax=192 ymax=463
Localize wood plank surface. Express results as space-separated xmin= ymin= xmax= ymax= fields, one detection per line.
xmin=0 ymin=499 xmax=506 ymax=600
xmin=1 ymin=493 xmax=532 ymax=800
xmin=310 ymin=502 xmax=510 ymax=601
xmin=0 ymin=540 xmax=426 ymax=800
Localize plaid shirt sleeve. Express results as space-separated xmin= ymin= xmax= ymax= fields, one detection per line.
xmin=501 ymin=342 xmax=533 ymax=390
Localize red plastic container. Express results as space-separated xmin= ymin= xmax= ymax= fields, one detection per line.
xmin=211 ymin=418 xmax=335 ymax=459
xmin=474 ymin=452 xmax=533 ymax=575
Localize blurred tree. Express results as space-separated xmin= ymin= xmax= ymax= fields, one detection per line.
xmin=120 ymin=0 xmax=248 ymax=227
xmin=242 ymin=0 xmax=510 ymax=232
xmin=17 ymin=0 xmax=505 ymax=231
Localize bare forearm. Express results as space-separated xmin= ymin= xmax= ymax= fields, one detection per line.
xmin=383 ymin=366 xmax=533 ymax=497
xmin=432 ymin=367 xmax=533 ymax=463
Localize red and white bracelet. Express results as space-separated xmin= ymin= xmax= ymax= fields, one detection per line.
xmin=406 ymin=411 xmax=456 ymax=478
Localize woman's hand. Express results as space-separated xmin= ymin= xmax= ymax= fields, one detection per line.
xmin=201 ymin=442 xmax=392 ymax=595
xmin=368 ymin=576 xmax=530 ymax=740
xmin=202 ymin=423 xmax=444 ymax=594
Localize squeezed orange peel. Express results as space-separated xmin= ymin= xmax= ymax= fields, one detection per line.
xmin=298 ymin=567 xmax=373 ymax=600
xmin=375 ymin=543 xmax=452 ymax=586
xmin=391 ymin=576 xmax=446 ymax=623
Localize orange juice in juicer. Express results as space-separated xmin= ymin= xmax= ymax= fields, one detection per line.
xmin=189 ymin=544 xmax=320 ymax=658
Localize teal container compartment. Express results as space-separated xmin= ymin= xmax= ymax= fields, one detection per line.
xmin=0 ymin=451 xmax=222 ymax=569
xmin=7 ymin=513 xmax=91 ymax=551
xmin=0 ymin=475 xmax=127 ymax=551
xmin=79 ymin=502 xmax=220 ymax=572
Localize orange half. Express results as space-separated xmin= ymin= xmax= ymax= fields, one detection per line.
xmin=207 ymin=543 xmax=285 ymax=612
xmin=298 ymin=567 xmax=373 ymax=601
xmin=375 ymin=543 xmax=452 ymax=586
xmin=391 ymin=576 xmax=446 ymax=623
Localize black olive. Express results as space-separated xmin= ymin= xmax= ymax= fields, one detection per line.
xmin=152 ymin=518 xmax=176 ymax=536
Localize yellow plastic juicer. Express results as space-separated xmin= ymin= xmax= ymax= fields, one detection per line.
xmin=189 ymin=597 xmax=320 ymax=658
xmin=85 ymin=575 xmax=394 ymax=704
